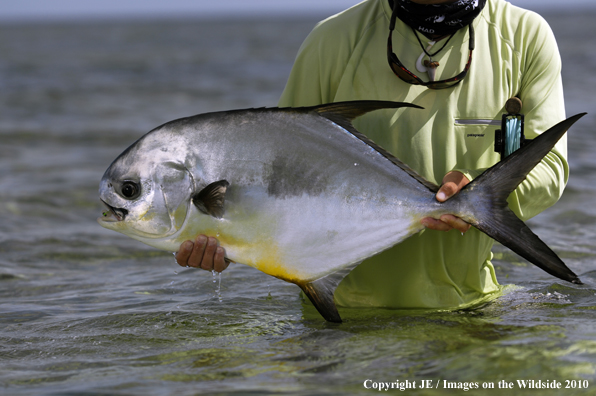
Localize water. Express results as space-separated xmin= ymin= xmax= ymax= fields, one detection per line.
xmin=1 ymin=12 xmax=596 ymax=396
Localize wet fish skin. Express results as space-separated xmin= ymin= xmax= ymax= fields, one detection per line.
xmin=98 ymin=101 xmax=584 ymax=323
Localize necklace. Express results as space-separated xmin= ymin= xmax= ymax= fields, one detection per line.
xmin=412 ymin=27 xmax=455 ymax=81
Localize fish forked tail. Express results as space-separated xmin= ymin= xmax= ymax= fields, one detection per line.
xmin=296 ymin=105 xmax=584 ymax=323
xmin=456 ymin=113 xmax=586 ymax=285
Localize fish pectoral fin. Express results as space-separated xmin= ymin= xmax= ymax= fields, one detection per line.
xmin=192 ymin=180 xmax=229 ymax=219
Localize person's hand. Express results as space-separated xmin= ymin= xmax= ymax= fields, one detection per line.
xmin=175 ymin=235 xmax=229 ymax=272
xmin=421 ymin=171 xmax=471 ymax=234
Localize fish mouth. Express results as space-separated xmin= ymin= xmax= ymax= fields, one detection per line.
xmin=100 ymin=200 xmax=128 ymax=222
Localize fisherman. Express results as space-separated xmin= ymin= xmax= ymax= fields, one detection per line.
xmin=175 ymin=0 xmax=567 ymax=310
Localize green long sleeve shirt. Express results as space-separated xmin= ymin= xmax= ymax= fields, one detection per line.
xmin=279 ymin=0 xmax=568 ymax=309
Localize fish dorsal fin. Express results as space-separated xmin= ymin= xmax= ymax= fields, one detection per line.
xmin=192 ymin=180 xmax=229 ymax=219
xmin=312 ymin=101 xmax=439 ymax=193
xmin=313 ymin=100 xmax=422 ymax=122
xmin=298 ymin=263 xmax=361 ymax=323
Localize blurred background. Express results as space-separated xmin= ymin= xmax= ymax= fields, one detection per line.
xmin=2 ymin=1 xmax=596 ymax=395
xmin=2 ymin=0 xmax=596 ymax=21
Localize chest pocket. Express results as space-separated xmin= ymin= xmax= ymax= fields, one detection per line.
xmin=454 ymin=119 xmax=501 ymax=169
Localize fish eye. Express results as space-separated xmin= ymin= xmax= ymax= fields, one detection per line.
xmin=121 ymin=181 xmax=140 ymax=199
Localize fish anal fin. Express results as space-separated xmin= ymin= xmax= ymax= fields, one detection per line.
xmin=192 ymin=180 xmax=229 ymax=219
xmin=297 ymin=265 xmax=360 ymax=323
xmin=299 ymin=279 xmax=342 ymax=323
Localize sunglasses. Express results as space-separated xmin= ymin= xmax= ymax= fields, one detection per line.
xmin=387 ymin=13 xmax=475 ymax=89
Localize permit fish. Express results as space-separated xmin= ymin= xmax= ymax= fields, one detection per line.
xmin=98 ymin=101 xmax=584 ymax=323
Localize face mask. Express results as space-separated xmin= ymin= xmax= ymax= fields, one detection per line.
xmin=394 ymin=0 xmax=487 ymax=36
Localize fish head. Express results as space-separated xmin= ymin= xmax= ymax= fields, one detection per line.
xmin=98 ymin=136 xmax=194 ymax=240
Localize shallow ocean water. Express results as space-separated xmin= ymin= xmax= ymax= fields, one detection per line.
xmin=1 ymin=10 xmax=596 ymax=396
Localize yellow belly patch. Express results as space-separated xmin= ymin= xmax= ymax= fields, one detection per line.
xmin=226 ymin=238 xmax=302 ymax=284
xmin=175 ymin=223 xmax=303 ymax=283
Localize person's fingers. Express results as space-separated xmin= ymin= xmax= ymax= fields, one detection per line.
xmin=421 ymin=217 xmax=453 ymax=232
xmin=436 ymin=171 xmax=470 ymax=202
xmin=187 ymin=235 xmax=208 ymax=268
xmin=436 ymin=181 xmax=460 ymax=202
xmin=440 ymin=214 xmax=471 ymax=233
xmin=424 ymin=171 xmax=472 ymax=232
xmin=175 ymin=240 xmax=194 ymax=267
xmin=199 ymin=237 xmax=218 ymax=271
xmin=213 ymin=246 xmax=229 ymax=273
xmin=175 ymin=235 xmax=230 ymax=272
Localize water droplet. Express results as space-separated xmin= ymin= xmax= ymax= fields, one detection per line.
xmin=354 ymin=162 xmax=359 ymax=166
xmin=212 ymin=270 xmax=223 ymax=302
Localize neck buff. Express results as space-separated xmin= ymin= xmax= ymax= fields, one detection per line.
xmin=392 ymin=0 xmax=487 ymax=36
